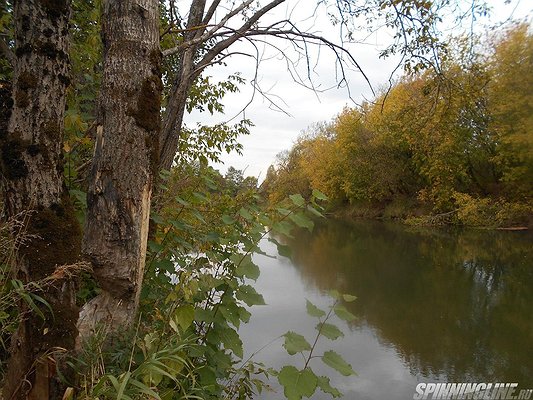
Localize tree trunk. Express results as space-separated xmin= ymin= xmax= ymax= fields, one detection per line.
xmin=158 ymin=0 xmax=206 ymax=171
xmin=158 ymin=51 xmax=195 ymax=171
xmin=79 ymin=0 xmax=161 ymax=336
xmin=1 ymin=0 xmax=80 ymax=398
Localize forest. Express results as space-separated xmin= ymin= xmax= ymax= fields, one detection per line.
xmin=262 ymin=24 xmax=533 ymax=228
xmin=0 ymin=0 xmax=530 ymax=399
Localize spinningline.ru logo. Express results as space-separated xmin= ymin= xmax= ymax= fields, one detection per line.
xmin=413 ymin=383 xmax=533 ymax=400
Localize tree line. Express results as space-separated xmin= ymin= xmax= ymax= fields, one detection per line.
xmin=261 ymin=23 xmax=533 ymax=228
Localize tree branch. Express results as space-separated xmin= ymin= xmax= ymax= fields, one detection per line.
xmin=163 ymin=0 xmax=285 ymax=58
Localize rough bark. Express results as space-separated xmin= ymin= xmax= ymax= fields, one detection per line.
xmin=158 ymin=49 xmax=198 ymax=171
xmin=158 ymin=0 xmax=206 ymax=171
xmin=79 ymin=0 xmax=161 ymax=336
xmin=1 ymin=0 xmax=80 ymax=398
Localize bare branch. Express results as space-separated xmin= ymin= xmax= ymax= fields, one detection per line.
xmin=163 ymin=0 xmax=255 ymax=57
xmin=185 ymin=0 xmax=207 ymax=41
xmin=196 ymin=25 xmax=374 ymax=97
xmin=163 ymin=0 xmax=286 ymax=58
xmin=203 ymin=0 xmax=223 ymax=25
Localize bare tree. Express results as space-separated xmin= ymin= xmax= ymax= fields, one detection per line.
xmin=157 ymin=0 xmax=376 ymax=171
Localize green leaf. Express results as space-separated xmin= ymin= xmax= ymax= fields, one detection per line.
xmin=238 ymin=306 xmax=251 ymax=323
xmin=128 ymin=378 xmax=162 ymax=399
xmin=147 ymin=241 xmax=163 ymax=253
xmin=235 ymin=257 xmax=260 ymax=280
xmin=317 ymin=322 xmax=344 ymax=340
xmin=191 ymin=209 xmax=206 ymax=223
xmin=321 ymin=350 xmax=356 ymax=376
xmin=204 ymin=231 xmax=220 ymax=242
xmin=236 ymin=285 xmax=266 ymax=306
xmin=69 ymin=188 xmax=87 ymax=207
xmin=239 ymin=207 xmax=254 ymax=221
xmin=312 ymin=189 xmax=328 ymax=201
xmin=174 ymin=305 xmax=195 ymax=331
xmin=306 ymin=204 xmax=324 ymax=218
xmin=317 ymin=376 xmax=342 ymax=398
xmin=169 ymin=319 xmax=179 ymax=334
xmin=116 ymin=371 xmax=131 ymax=399
xmin=272 ymin=220 xmax=294 ymax=237
xmin=306 ymin=300 xmax=326 ymax=318
xmin=174 ymin=196 xmax=190 ymax=207
xmin=198 ymin=365 xmax=217 ymax=388
xmin=154 ymin=259 xmax=174 ymax=273
xmin=222 ymin=214 xmax=235 ymax=225
xmin=219 ymin=302 xmax=241 ymax=328
xmin=342 ymin=294 xmax=357 ymax=302
xmin=277 ymin=244 xmax=292 ymax=258
xmin=289 ymin=212 xmax=314 ymax=231
xmin=269 ymin=237 xmax=292 ymax=258
xmin=275 ymin=207 xmax=292 ymax=216
xmin=278 ymin=366 xmax=318 ymax=400
xmin=192 ymin=191 xmax=209 ymax=203
xmin=289 ymin=193 xmax=306 ymax=207
xmin=283 ymin=331 xmax=311 ymax=355
xmin=195 ymin=308 xmax=214 ymax=323
xmin=202 ymin=175 xmax=217 ymax=190
xmin=333 ymin=305 xmax=357 ymax=322
xmin=150 ymin=213 xmax=165 ymax=225
xmin=219 ymin=326 xmax=243 ymax=358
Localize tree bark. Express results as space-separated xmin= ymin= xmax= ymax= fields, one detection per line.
xmin=1 ymin=0 xmax=80 ymax=398
xmin=79 ymin=0 xmax=161 ymax=336
xmin=158 ymin=0 xmax=205 ymax=171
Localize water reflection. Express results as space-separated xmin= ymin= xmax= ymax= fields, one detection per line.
xmin=280 ymin=219 xmax=533 ymax=385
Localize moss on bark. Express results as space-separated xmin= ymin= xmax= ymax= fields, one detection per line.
xmin=23 ymin=197 xmax=82 ymax=280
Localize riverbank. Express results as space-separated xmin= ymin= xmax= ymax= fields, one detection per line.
xmin=330 ymin=197 xmax=532 ymax=230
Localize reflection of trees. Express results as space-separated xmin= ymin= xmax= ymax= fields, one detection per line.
xmin=278 ymin=220 xmax=533 ymax=384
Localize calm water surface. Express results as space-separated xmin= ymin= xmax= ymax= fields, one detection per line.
xmin=239 ymin=219 xmax=533 ymax=399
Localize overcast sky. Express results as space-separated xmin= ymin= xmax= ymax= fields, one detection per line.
xmin=183 ymin=0 xmax=533 ymax=181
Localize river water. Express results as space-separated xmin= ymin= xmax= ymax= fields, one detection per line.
xmin=238 ymin=219 xmax=533 ymax=399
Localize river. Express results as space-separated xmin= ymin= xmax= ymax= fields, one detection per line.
xmin=238 ymin=219 xmax=533 ymax=399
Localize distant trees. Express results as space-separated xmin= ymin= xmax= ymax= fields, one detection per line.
xmin=262 ymin=23 xmax=533 ymax=226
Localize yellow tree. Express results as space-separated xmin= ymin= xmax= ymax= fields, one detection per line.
xmin=298 ymin=123 xmax=346 ymax=203
xmin=488 ymin=23 xmax=533 ymax=200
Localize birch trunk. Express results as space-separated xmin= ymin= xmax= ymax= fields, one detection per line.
xmin=79 ymin=0 xmax=161 ymax=335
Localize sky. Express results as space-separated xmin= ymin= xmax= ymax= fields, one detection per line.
xmin=183 ymin=0 xmax=533 ymax=181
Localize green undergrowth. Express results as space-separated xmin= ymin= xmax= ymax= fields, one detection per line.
xmin=71 ymin=165 xmax=356 ymax=399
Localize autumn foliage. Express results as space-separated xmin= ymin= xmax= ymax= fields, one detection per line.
xmin=262 ymin=24 xmax=533 ymax=227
